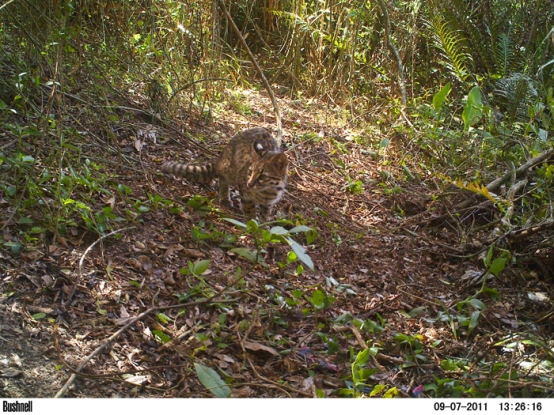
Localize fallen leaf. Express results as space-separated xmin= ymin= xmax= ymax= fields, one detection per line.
xmin=242 ymin=341 xmax=279 ymax=356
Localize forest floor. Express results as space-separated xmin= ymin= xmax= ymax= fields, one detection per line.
xmin=1 ymin=88 xmax=553 ymax=398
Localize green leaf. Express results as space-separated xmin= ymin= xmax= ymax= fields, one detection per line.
xmin=288 ymin=225 xmax=312 ymax=233
xmin=489 ymin=257 xmax=507 ymax=277
xmin=286 ymin=237 xmax=314 ymax=271
xmin=383 ymin=386 xmax=399 ymax=398
xmin=193 ymin=259 xmax=211 ymax=275
xmin=4 ymin=242 xmax=22 ymax=254
xmin=468 ymin=311 xmax=481 ymax=334
xmin=194 ymin=363 xmax=231 ymax=398
xmin=440 ymin=359 xmax=459 ymax=371
xmin=32 ymin=312 xmax=46 ymax=320
xmin=157 ymin=313 xmax=172 ymax=324
xmin=432 ymin=82 xmax=451 ymax=114
xmin=466 ymin=298 xmax=485 ymax=310
xmin=462 ymin=86 xmax=483 ymax=131
xmin=306 ymin=229 xmax=318 ymax=244
xmin=246 ymin=219 xmax=259 ymax=232
xmin=17 ymin=217 xmax=34 ymax=225
xmin=229 ymin=248 xmax=257 ymax=263
xmin=354 ymin=348 xmax=370 ymax=367
xmin=370 ymin=384 xmax=386 ymax=396
xmin=402 ymin=165 xmax=415 ymax=180
xmin=310 ymin=289 xmax=328 ymax=310
xmin=222 ymin=218 xmax=247 ymax=228
xmin=152 ymin=329 xmax=171 ymax=343
xmin=269 ymin=226 xmax=289 ymax=235
xmin=484 ymin=244 xmax=494 ymax=267
xmin=379 ymin=138 xmax=390 ymax=151
xmin=287 ymin=251 xmax=297 ymax=262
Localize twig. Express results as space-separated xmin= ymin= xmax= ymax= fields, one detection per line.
xmin=62 ymin=227 xmax=135 ymax=308
xmin=54 ymin=293 xmax=238 ymax=398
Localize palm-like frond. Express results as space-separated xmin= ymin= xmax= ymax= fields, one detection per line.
xmin=494 ymin=73 xmax=538 ymax=122
xmin=494 ymin=31 xmax=515 ymax=76
xmin=428 ymin=15 xmax=472 ymax=84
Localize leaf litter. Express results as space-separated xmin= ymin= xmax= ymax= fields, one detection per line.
xmin=0 ymin=89 xmax=553 ymax=398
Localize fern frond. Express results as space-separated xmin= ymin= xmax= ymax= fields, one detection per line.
xmin=428 ymin=15 xmax=472 ymax=84
xmin=494 ymin=73 xmax=538 ymax=122
xmin=495 ymin=31 xmax=514 ymax=76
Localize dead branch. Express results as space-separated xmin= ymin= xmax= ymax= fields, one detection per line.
xmin=506 ymin=219 xmax=554 ymax=242
xmin=457 ymin=146 xmax=554 ymax=209
xmin=217 ymin=0 xmax=283 ymax=145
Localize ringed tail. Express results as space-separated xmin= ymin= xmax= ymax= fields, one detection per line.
xmin=161 ymin=161 xmax=216 ymax=184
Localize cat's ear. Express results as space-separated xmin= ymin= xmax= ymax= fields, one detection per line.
xmin=253 ymin=140 xmax=268 ymax=156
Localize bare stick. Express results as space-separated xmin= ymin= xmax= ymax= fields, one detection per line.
xmin=217 ymin=0 xmax=283 ymax=145
xmin=376 ymin=0 xmax=407 ymax=107
xmin=63 ymin=227 xmax=135 ymax=308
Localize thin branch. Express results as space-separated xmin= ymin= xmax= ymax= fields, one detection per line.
xmin=62 ymin=227 xmax=135 ymax=308
xmin=217 ymin=0 xmax=283 ymax=145
xmin=375 ymin=0 xmax=407 ymax=107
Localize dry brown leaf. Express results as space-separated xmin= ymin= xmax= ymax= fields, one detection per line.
xmin=242 ymin=341 xmax=279 ymax=356
xmin=183 ymin=248 xmax=205 ymax=258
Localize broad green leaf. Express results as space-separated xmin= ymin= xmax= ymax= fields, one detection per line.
xmin=194 ymin=363 xmax=231 ymax=398
xmin=489 ymin=257 xmax=507 ymax=277
xmin=306 ymin=229 xmax=318 ymax=244
xmin=383 ymin=386 xmax=399 ymax=398
xmin=310 ymin=289 xmax=328 ymax=309
xmin=432 ymin=82 xmax=451 ymax=114
xmin=193 ymin=259 xmax=211 ymax=275
xmin=222 ymin=218 xmax=247 ymax=228
xmin=354 ymin=348 xmax=370 ymax=367
xmin=287 ymin=251 xmax=297 ymax=262
xmin=229 ymin=248 xmax=257 ymax=263
xmin=370 ymin=384 xmax=386 ymax=396
xmin=466 ymin=298 xmax=485 ymax=310
xmin=269 ymin=226 xmax=289 ymax=235
xmin=379 ymin=138 xmax=390 ymax=150
xmin=288 ymin=225 xmax=312 ymax=233
xmin=32 ymin=312 xmax=46 ymax=320
xmin=286 ymin=237 xmax=314 ymax=271
xmin=462 ymin=86 xmax=483 ymax=131
xmin=246 ymin=219 xmax=258 ymax=232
